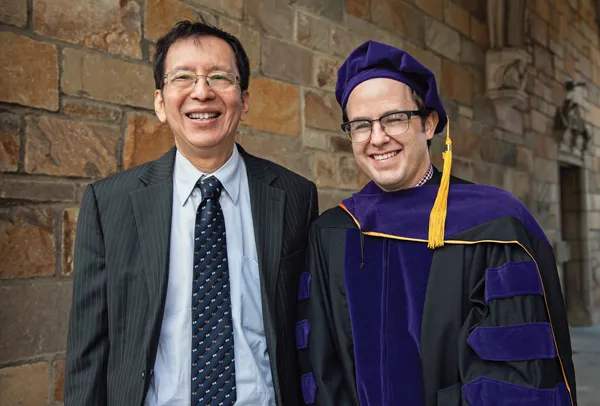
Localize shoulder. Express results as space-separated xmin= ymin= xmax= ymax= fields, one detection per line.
xmin=312 ymin=206 xmax=357 ymax=231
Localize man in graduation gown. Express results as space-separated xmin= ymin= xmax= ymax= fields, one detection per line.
xmin=295 ymin=40 xmax=577 ymax=406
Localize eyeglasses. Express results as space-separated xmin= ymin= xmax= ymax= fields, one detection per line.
xmin=163 ymin=70 xmax=240 ymax=91
xmin=341 ymin=110 xmax=427 ymax=143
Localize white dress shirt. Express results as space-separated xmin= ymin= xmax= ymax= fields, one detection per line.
xmin=145 ymin=145 xmax=275 ymax=406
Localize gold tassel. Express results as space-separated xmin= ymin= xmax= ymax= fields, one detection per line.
xmin=427 ymin=117 xmax=452 ymax=249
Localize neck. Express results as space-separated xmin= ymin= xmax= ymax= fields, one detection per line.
xmin=177 ymin=141 xmax=234 ymax=173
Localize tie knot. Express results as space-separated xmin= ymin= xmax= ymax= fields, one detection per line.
xmin=198 ymin=176 xmax=223 ymax=199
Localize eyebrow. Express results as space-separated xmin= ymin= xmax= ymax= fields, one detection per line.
xmin=348 ymin=109 xmax=402 ymax=121
xmin=168 ymin=64 xmax=234 ymax=73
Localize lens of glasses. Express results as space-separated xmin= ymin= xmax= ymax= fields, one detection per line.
xmin=166 ymin=71 xmax=237 ymax=90
xmin=380 ymin=112 xmax=410 ymax=136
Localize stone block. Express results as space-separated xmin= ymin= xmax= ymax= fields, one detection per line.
xmin=144 ymin=0 xmax=194 ymax=42
xmin=53 ymin=359 xmax=65 ymax=402
xmin=238 ymin=128 xmax=310 ymax=178
xmin=0 ymin=0 xmax=27 ymax=26
xmin=303 ymin=128 xmax=330 ymax=150
xmin=247 ymin=0 xmax=294 ymax=39
xmin=304 ymin=90 xmax=341 ymax=133
xmin=454 ymin=0 xmax=485 ymax=21
xmin=0 ymin=363 xmax=49 ymax=405
xmin=530 ymin=109 xmax=549 ymax=134
xmin=346 ymin=0 xmax=370 ymax=20
xmin=295 ymin=0 xmax=345 ymax=22
xmin=442 ymin=59 xmax=472 ymax=106
xmin=356 ymin=163 xmax=371 ymax=188
xmin=330 ymin=133 xmax=353 ymax=154
xmin=338 ymin=154 xmax=357 ymax=190
xmin=297 ymin=10 xmax=330 ymax=52
xmin=313 ymin=151 xmax=338 ymax=188
xmin=262 ymin=37 xmax=313 ymax=86
xmin=0 ymin=32 xmax=58 ymax=111
xmin=331 ymin=26 xmax=355 ymax=58
xmin=123 ymin=114 xmax=174 ymax=170
xmin=0 ymin=281 xmax=72 ymax=363
xmin=469 ymin=16 xmax=489 ymax=48
xmin=243 ymin=77 xmax=300 ymax=137
xmin=62 ymin=97 xmax=123 ymax=122
xmin=460 ymin=37 xmax=485 ymax=68
xmin=34 ymin=0 xmax=142 ymax=58
xmin=317 ymin=188 xmax=352 ymax=213
xmin=516 ymin=146 xmax=534 ymax=173
xmin=186 ymin=0 xmax=243 ymax=18
xmin=426 ymin=18 xmax=460 ymax=62
xmin=0 ymin=111 xmax=21 ymax=172
xmin=371 ymin=0 xmax=424 ymax=45
xmin=414 ymin=0 xmax=442 ymax=20
xmin=444 ymin=1 xmax=469 ymax=36
xmin=453 ymin=116 xmax=481 ymax=160
xmin=0 ymin=177 xmax=76 ymax=202
xmin=530 ymin=14 xmax=548 ymax=46
xmin=0 ymin=207 xmax=55 ymax=279
xmin=450 ymin=158 xmax=474 ymax=182
xmin=314 ymin=55 xmax=340 ymax=92
xmin=62 ymin=48 xmax=154 ymax=109
xmin=534 ymin=44 xmax=554 ymax=78
xmin=62 ymin=208 xmax=79 ymax=276
xmin=480 ymin=137 xmax=517 ymax=167
xmin=25 ymin=116 xmax=119 ymax=178
xmin=534 ymin=156 xmax=559 ymax=183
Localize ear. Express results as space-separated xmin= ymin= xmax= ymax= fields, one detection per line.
xmin=154 ymin=89 xmax=167 ymax=123
xmin=240 ymin=90 xmax=250 ymax=119
xmin=424 ymin=110 xmax=439 ymax=141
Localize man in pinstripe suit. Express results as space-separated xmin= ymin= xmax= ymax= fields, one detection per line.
xmin=65 ymin=19 xmax=318 ymax=406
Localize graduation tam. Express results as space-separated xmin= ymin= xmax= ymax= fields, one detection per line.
xmin=335 ymin=40 xmax=454 ymax=249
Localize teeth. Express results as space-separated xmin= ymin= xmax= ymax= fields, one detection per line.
xmin=373 ymin=151 xmax=398 ymax=161
xmin=188 ymin=112 xmax=219 ymax=120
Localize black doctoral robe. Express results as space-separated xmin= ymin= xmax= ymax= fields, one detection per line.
xmin=295 ymin=168 xmax=577 ymax=406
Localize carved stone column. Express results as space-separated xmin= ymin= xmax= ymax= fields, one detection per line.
xmin=485 ymin=0 xmax=530 ymax=121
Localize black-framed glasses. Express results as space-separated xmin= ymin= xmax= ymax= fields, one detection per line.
xmin=163 ymin=70 xmax=240 ymax=91
xmin=341 ymin=110 xmax=427 ymax=143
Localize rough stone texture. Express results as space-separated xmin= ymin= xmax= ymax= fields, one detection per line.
xmin=480 ymin=137 xmax=517 ymax=167
xmin=442 ymin=59 xmax=473 ymax=106
xmin=531 ymin=14 xmax=548 ymax=46
xmin=414 ymin=0 xmax=443 ymax=20
xmin=62 ymin=48 xmax=154 ymax=109
xmin=371 ymin=0 xmax=424 ymax=45
xmin=53 ymin=359 xmax=65 ymax=402
xmin=0 ymin=177 xmax=76 ymax=202
xmin=338 ymin=154 xmax=357 ymax=189
xmin=34 ymin=0 xmax=142 ymax=58
xmin=0 ymin=0 xmax=27 ymax=26
xmin=469 ymin=15 xmax=489 ymax=48
xmin=318 ymin=188 xmax=352 ymax=212
xmin=453 ymin=116 xmax=481 ymax=160
xmin=426 ymin=18 xmax=461 ymax=62
xmin=0 ymin=112 xmax=21 ymax=172
xmin=186 ymin=0 xmax=243 ymax=19
xmin=314 ymin=55 xmax=339 ymax=92
xmin=444 ymin=1 xmax=470 ymax=36
xmin=241 ymin=26 xmax=260 ymax=73
xmin=331 ymin=26 xmax=355 ymax=58
xmin=303 ymin=128 xmax=330 ymax=150
xmin=0 ymin=32 xmax=58 ymax=111
xmin=25 ymin=116 xmax=119 ymax=178
xmin=454 ymin=0 xmax=486 ymax=22
xmin=247 ymin=0 xmax=294 ymax=39
xmin=330 ymin=133 xmax=353 ymax=154
xmin=297 ymin=10 xmax=330 ymax=52
xmin=295 ymin=0 xmax=344 ymax=22
xmin=145 ymin=0 xmax=194 ymax=42
xmin=238 ymin=128 xmax=310 ymax=178
xmin=304 ymin=90 xmax=341 ymax=133
xmin=531 ymin=109 xmax=550 ymax=134
xmin=0 ymin=281 xmax=72 ymax=363
xmin=62 ymin=97 xmax=123 ymax=122
xmin=62 ymin=208 xmax=79 ymax=276
xmin=262 ymin=37 xmax=313 ymax=86
xmin=461 ymin=37 xmax=485 ymax=68
xmin=313 ymin=151 xmax=338 ymax=188
xmin=0 ymin=207 xmax=55 ymax=279
xmin=516 ymin=146 xmax=534 ymax=173
xmin=123 ymin=114 xmax=174 ymax=170
xmin=346 ymin=0 xmax=370 ymax=20
xmin=243 ymin=78 xmax=300 ymax=137
xmin=0 ymin=363 xmax=49 ymax=405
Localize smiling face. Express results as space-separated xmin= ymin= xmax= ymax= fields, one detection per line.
xmin=154 ymin=35 xmax=248 ymax=170
xmin=346 ymin=78 xmax=438 ymax=191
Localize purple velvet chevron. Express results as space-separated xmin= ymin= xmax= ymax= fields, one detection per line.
xmin=296 ymin=319 xmax=310 ymax=350
xmin=485 ymin=261 xmax=543 ymax=304
xmin=301 ymin=372 xmax=317 ymax=404
xmin=462 ymin=377 xmax=571 ymax=406
xmin=467 ymin=322 xmax=556 ymax=362
xmin=298 ymin=272 xmax=312 ymax=300
xmin=341 ymin=182 xmax=549 ymax=245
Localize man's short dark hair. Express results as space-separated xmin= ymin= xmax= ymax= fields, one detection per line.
xmin=153 ymin=18 xmax=250 ymax=92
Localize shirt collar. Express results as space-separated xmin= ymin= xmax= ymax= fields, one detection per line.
xmin=174 ymin=144 xmax=242 ymax=206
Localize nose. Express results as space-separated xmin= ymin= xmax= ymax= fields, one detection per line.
xmin=189 ymin=77 xmax=215 ymax=101
xmin=369 ymin=121 xmax=390 ymax=146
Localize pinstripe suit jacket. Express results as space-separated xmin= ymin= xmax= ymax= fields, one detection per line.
xmin=65 ymin=145 xmax=319 ymax=406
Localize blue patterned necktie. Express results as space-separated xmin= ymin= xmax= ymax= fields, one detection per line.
xmin=191 ymin=176 xmax=236 ymax=405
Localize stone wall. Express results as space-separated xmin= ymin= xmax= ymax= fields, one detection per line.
xmin=1 ymin=0 xmax=600 ymax=403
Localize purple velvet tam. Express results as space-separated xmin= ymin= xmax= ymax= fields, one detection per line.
xmin=335 ymin=40 xmax=447 ymax=134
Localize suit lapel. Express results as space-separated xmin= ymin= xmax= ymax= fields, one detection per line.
xmin=131 ymin=148 xmax=176 ymax=312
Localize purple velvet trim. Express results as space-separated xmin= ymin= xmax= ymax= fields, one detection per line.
xmin=296 ymin=319 xmax=310 ymax=350
xmin=467 ymin=322 xmax=556 ymax=362
xmin=462 ymin=377 xmax=571 ymax=406
xmin=485 ymin=261 xmax=543 ymax=304
xmin=298 ymin=272 xmax=312 ymax=301
xmin=301 ymin=372 xmax=317 ymax=404
xmin=341 ymin=183 xmax=549 ymax=245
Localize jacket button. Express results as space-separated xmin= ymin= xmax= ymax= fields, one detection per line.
xmin=149 ymin=369 xmax=154 ymax=376
xmin=141 ymin=371 xmax=145 ymax=380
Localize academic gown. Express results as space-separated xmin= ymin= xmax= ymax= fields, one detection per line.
xmin=295 ymin=168 xmax=577 ymax=406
